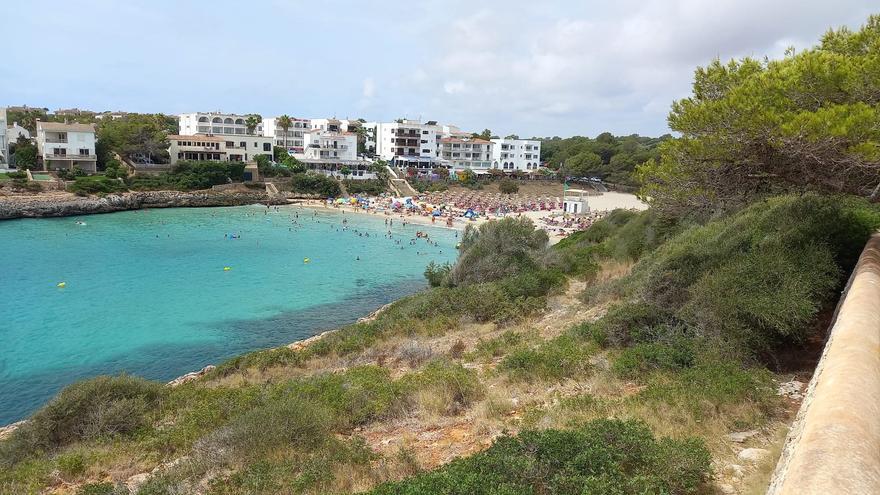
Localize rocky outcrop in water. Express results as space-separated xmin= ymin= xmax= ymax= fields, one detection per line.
xmin=0 ymin=190 xmax=287 ymax=220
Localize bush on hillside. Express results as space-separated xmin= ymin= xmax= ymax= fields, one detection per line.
xmin=67 ymin=176 xmax=127 ymax=196
xmin=498 ymin=178 xmax=519 ymax=194
xmin=344 ymin=179 xmax=387 ymax=196
xmin=289 ymin=173 xmax=341 ymax=197
xmin=0 ymin=375 xmax=165 ymax=466
xmin=449 ymin=217 xmax=549 ymax=286
xmin=628 ymin=194 xmax=880 ymax=353
xmin=369 ymin=419 xmax=711 ymax=495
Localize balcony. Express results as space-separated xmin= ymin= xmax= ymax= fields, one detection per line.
xmin=45 ymin=138 xmax=68 ymax=144
xmin=45 ymin=153 xmax=97 ymax=160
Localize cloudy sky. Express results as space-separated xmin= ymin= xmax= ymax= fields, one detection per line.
xmin=2 ymin=0 xmax=875 ymax=137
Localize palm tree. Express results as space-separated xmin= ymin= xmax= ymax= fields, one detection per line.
xmin=277 ymin=115 xmax=293 ymax=151
xmin=245 ymin=114 xmax=261 ymax=135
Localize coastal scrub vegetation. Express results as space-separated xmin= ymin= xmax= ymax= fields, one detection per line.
xmin=2 ymin=15 xmax=880 ymax=495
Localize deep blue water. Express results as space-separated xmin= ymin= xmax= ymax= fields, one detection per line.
xmin=0 ymin=205 xmax=458 ymax=424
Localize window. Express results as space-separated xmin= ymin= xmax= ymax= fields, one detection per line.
xmin=53 ymin=148 xmax=66 ymax=156
xmin=240 ymin=142 xmax=246 ymax=148
xmin=263 ymin=143 xmax=271 ymax=151
xmin=79 ymin=148 xmax=89 ymax=156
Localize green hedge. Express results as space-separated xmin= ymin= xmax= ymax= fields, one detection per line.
xmin=369 ymin=419 xmax=711 ymax=495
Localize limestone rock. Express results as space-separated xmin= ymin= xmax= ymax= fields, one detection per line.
xmin=737 ymin=448 xmax=770 ymax=463
xmin=727 ymin=430 xmax=759 ymax=443
xmin=718 ymin=483 xmax=737 ymax=494
xmin=126 ymin=472 xmax=150 ymax=493
xmin=777 ymin=380 xmax=805 ymax=400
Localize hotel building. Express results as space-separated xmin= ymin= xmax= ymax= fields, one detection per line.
xmin=178 ymin=112 xmax=262 ymax=136
xmin=167 ymin=135 xmax=273 ymax=165
xmin=491 ymin=138 xmax=542 ymax=172
xmin=263 ymin=116 xmax=311 ymax=154
xmin=438 ymin=136 xmax=494 ymax=172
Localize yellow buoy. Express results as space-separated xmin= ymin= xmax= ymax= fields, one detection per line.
xmin=223 ymin=266 xmax=232 ymax=271
xmin=57 ymin=282 xmax=66 ymax=288
xmin=303 ymin=258 xmax=311 ymax=264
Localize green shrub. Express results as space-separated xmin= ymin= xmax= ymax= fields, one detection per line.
xmin=345 ymin=179 xmax=387 ymax=196
xmin=500 ymin=332 xmax=596 ymax=382
xmin=0 ymin=375 xmax=165 ymax=466
xmin=632 ymin=194 xmax=880 ymax=353
xmin=498 ymin=178 xmax=519 ymax=194
xmin=397 ymin=359 xmax=483 ymax=415
xmin=56 ymin=450 xmax=88 ymax=477
xmin=290 ymin=173 xmax=341 ymax=197
xmin=639 ymin=358 xmax=777 ymax=421
xmin=450 ymin=217 xmax=549 ymax=286
xmin=598 ymin=302 xmax=673 ymax=347
xmin=613 ymin=341 xmax=696 ymax=379
xmin=369 ymin=419 xmax=711 ymax=495
xmin=192 ymin=396 xmax=332 ymax=464
xmin=67 ymin=176 xmax=127 ymax=195
xmin=472 ymin=331 xmax=527 ymax=359
xmin=424 ymin=261 xmax=451 ymax=287
xmin=277 ymin=366 xmax=399 ymax=427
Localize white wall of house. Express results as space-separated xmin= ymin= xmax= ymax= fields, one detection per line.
xmin=7 ymin=122 xmax=31 ymax=142
xmin=179 ymin=112 xmax=262 ymax=136
xmin=35 ymin=122 xmax=97 ymax=172
xmin=302 ymin=131 xmax=357 ymax=161
xmin=439 ymin=137 xmax=494 ymax=171
xmin=0 ymin=108 xmax=7 ymax=165
xmin=263 ymin=116 xmax=311 ymax=153
xmin=373 ymin=120 xmax=441 ymax=162
xmin=168 ymin=134 xmax=272 ymax=165
xmin=491 ymin=138 xmax=542 ymax=171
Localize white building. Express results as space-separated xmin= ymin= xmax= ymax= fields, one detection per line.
xmin=295 ymin=130 xmax=375 ymax=180
xmin=263 ymin=116 xmax=311 ymax=154
xmin=0 ymin=108 xmax=7 ymax=166
xmin=167 ymin=134 xmax=273 ymax=165
xmin=179 ymin=112 xmax=262 ymax=137
xmin=438 ymin=136 xmax=494 ymax=172
xmin=302 ymin=130 xmax=357 ymax=161
xmin=371 ymin=119 xmax=444 ymax=173
xmin=491 ymin=138 xmax=542 ymax=172
xmin=35 ymin=121 xmax=97 ymax=173
xmin=7 ymin=122 xmax=31 ymax=142
xmin=563 ymin=189 xmax=590 ymax=215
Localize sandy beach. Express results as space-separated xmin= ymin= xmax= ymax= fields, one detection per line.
xmin=287 ymin=190 xmax=647 ymax=245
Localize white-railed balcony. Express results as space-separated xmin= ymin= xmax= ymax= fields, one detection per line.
xmin=45 ymin=152 xmax=97 ymax=160
xmin=45 ymin=137 xmax=68 ymax=144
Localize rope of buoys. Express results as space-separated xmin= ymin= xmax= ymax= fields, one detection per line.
xmin=223 ymin=266 xmax=232 ymax=271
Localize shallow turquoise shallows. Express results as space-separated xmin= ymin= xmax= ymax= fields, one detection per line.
xmin=0 ymin=205 xmax=458 ymax=424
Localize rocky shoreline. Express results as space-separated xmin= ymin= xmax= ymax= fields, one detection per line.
xmin=0 ymin=190 xmax=288 ymax=220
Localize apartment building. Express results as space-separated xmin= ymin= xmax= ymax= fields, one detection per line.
xmin=438 ymin=136 xmax=494 ymax=172
xmin=370 ymin=119 xmax=444 ymax=173
xmin=491 ymin=138 xmax=542 ymax=172
xmin=35 ymin=121 xmax=97 ymax=172
xmin=0 ymin=108 xmax=7 ymax=166
xmin=296 ymin=130 xmax=375 ymax=179
xmin=263 ymin=116 xmax=311 ymax=154
xmin=179 ymin=112 xmax=262 ymax=137
xmin=167 ymin=135 xmax=273 ymax=165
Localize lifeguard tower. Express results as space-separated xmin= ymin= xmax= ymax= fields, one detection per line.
xmin=563 ymin=188 xmax=590 ymax=215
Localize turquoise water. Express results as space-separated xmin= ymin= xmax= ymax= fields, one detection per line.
xmin=0 ymin=205 xmax=458 ymax=424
